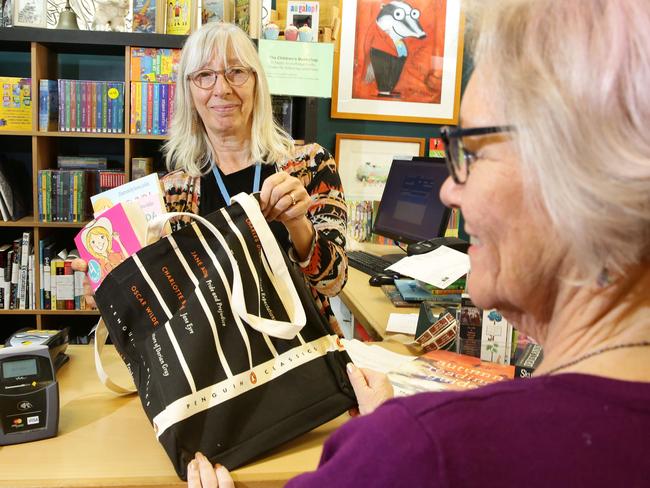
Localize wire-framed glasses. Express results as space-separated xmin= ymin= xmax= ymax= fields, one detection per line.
xmin=440 ymin=125 xmax=514 ymax=184
xmin=188 ymin=66 xmax=254 ymax=89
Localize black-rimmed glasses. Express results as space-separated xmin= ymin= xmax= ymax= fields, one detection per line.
xmin=188 ymin=66 xmax=255 ymax=89
xmin=440 ymin=125 xmax=514 ymax=184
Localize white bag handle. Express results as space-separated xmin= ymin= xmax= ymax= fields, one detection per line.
xmin=93 ymin=318 xmax=136 ymax=395
xmin=145 ymin=193 xmax=306 ymax=339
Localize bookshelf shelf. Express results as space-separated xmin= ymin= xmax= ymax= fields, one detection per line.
xmin=0 ymin=216 xmax=37 ymax=227
xmin=0 ymin=29 xmax=183 ymax=339
xmin=0 ymin=309 xmax=100 ymax=315
xmin=34 ymin=132 xmax=127 ymax=139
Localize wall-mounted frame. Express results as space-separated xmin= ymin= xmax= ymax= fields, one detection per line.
xmin=332 ymin=0 xmax=463 ymax=124
xmin=335 ymin=133 xmax=425 ymax=201
xmin=13 ymin=0 xmax=47 ymax=27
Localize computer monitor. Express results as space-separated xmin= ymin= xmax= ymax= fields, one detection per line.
xmin=372 ymin=157 xmax=450 ymax=245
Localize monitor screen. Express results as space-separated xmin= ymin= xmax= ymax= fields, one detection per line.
xmin=372 ymin=157 xmax=450 ymax=244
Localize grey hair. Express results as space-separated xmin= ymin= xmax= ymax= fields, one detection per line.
xmin=162 ymin=22 xmax=294 ymax=176
xmin=466 ymin=0 xmax=650 ymax=282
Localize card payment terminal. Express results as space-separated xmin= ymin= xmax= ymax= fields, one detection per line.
xmin=0 ymin=345 xmax=59 ymax=445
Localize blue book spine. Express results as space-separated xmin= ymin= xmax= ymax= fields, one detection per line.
xmin=160 ymin=83 xmax=168 ymax=135
xmin=152 ymin=83 xmax=160 ymax=135
xmin=141 ymin=82 xmax=148 ymax=134
xmin=38 ymin=80 xmax=48 ymax=131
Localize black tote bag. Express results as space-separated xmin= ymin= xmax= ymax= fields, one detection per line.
xmin=93 ymin=192 xmax=356 ymax=480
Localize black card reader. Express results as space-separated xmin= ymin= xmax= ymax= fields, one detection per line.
xmin=0 ymin=345 xmax=59 ymax=445
xmin=5 ymin=328 xmax=69 ymax=371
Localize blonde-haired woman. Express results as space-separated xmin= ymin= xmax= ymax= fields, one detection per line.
xmin=189 ymin=0 xmax=650 ymax=486
xmin=74 ymin=22 xmax=348 ymax=334
xmin=161 ymin=22 xmax=347 ymax=335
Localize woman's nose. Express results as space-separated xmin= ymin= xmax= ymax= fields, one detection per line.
xmin=440 ymin=175 xmax=462 ymax=210
xmin=212 ymin=73 xmax=232 ymax=96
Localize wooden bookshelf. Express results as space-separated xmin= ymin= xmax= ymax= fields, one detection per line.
xmin=0 ymin=28 xmax=187 ymax=336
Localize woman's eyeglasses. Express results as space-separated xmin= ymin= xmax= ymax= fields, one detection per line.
xmin=188 ymin=66 xmax=254 ymax=89
xmin=440 ymin=125 xmax=514 ymax=184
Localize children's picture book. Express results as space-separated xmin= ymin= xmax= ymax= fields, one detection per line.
xmin=201 ymin=0 xmax=233 ymax=24
xmin=235 ymin=0 xmax=261 ymax=38
xmin=480 ymin=308 xmax=513 ymax=366
xmin=132 ymin=0 xmax=157 ymax=32
xmin=90 ymin=172 xmax=165 ymax=220
xmin=286 ymin=1 xmax=319 ymax=37
xmin=74 ymin=203 xmax=143 ymax=291
xmin=388 ymin=349 xmax=515 ymax=397
xmin=456 ymin=295 xmax=482 ymax=358
xmin=90 ymin=173 xmax=168 ymax=244
xmin=166 ymin=0 xmax=193 ymax=34
xmin=0 ymin=77 xmax=32 ymax=131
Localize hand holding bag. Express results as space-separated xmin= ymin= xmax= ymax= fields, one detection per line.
xmin=93 ymin=193 xmax=356 ymax=479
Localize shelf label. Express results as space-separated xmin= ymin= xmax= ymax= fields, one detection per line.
xmin=258 ymin=40 xmax=333 ymax=98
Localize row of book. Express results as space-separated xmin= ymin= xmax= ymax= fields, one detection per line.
xmin=37 ymin=157 xmax=127 ymax=223
xmin=0 ymin=233 xmax=35 ymax=310
xmin=39 ymin=80 xmax=126 ymax=134
xmin=130 ymin=81 xmax=176 ymax=135
xmin=131 ymin=47 xmax=182 ymax=83
xmin=38 ymin=241 xmax=87 ymax=311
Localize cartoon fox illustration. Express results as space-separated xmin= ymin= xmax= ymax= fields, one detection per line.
xmin=363 ymin=0 xmax=426 ymax=97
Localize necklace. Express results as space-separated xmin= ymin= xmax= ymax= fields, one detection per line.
xmin=544 ymin=341 xmax=650 ymax=376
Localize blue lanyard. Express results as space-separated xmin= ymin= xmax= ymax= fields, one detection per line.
xmin=211 ymin=161 xmax=262 ymax=205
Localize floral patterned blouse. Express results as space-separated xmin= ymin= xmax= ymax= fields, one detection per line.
xmin=160 ymin=143 xmax=348 ymax=336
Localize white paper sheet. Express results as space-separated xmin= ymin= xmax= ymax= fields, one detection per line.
xmin=385 ymin=313 xmax=419 ymax=335
xmin=341 ymin=339 xmax=415 ymax=374
xmin=387 ymin=245 xmax=470 ymax=289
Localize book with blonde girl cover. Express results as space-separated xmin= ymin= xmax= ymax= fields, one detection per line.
xmin=74 ymin=203 xmax=143 ymax=291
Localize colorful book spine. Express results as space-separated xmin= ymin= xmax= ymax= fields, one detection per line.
xmin=140 ymin=82 xmax=147 ymax=134
xmin=75 ymin=79 xmax=82 ymax=132
xmin=152 ymin=83 xmax=160 ymax=135
xmin=65 ymin=79 xmax=72 ymax=132
xmin=101 ymin=82 xmax=108 ymax=133
xmin=90 ymin=81 xmax=97 ymax=133
xmin=38 ymin=79 xmax=59 ymax=132
xmin=160 ymin=83 xmax=168 ymax=134
xmin=146 ymin=82 xmax=154 ymax=134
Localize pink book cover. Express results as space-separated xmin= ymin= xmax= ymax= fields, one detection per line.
xmin=74 ymin=203 xmax=143 ymax=291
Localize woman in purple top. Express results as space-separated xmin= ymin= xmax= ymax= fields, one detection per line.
xmin=188 ymin=0 xmax=650 ymax=486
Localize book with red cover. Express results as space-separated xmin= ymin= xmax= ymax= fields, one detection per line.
xmin=388 ymin=349 xmax=515 ymax=397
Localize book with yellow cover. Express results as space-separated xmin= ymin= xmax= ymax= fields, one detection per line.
xmin=0 ymin=77 xmax=32 ymax=131
xmin=166 ymin=0 xmax=194 ymax=34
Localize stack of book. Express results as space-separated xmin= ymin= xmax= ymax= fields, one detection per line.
xmin=130 ymin=48 xmax=180 ymax=135
xmin=388 ymin=349 xmax=515 ymax=397
xmin=0 ymin=232 xmax=34 ymax=310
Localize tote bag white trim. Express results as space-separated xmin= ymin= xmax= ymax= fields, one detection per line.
xmin=152 ymin=334 xmax=344 ymax=437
